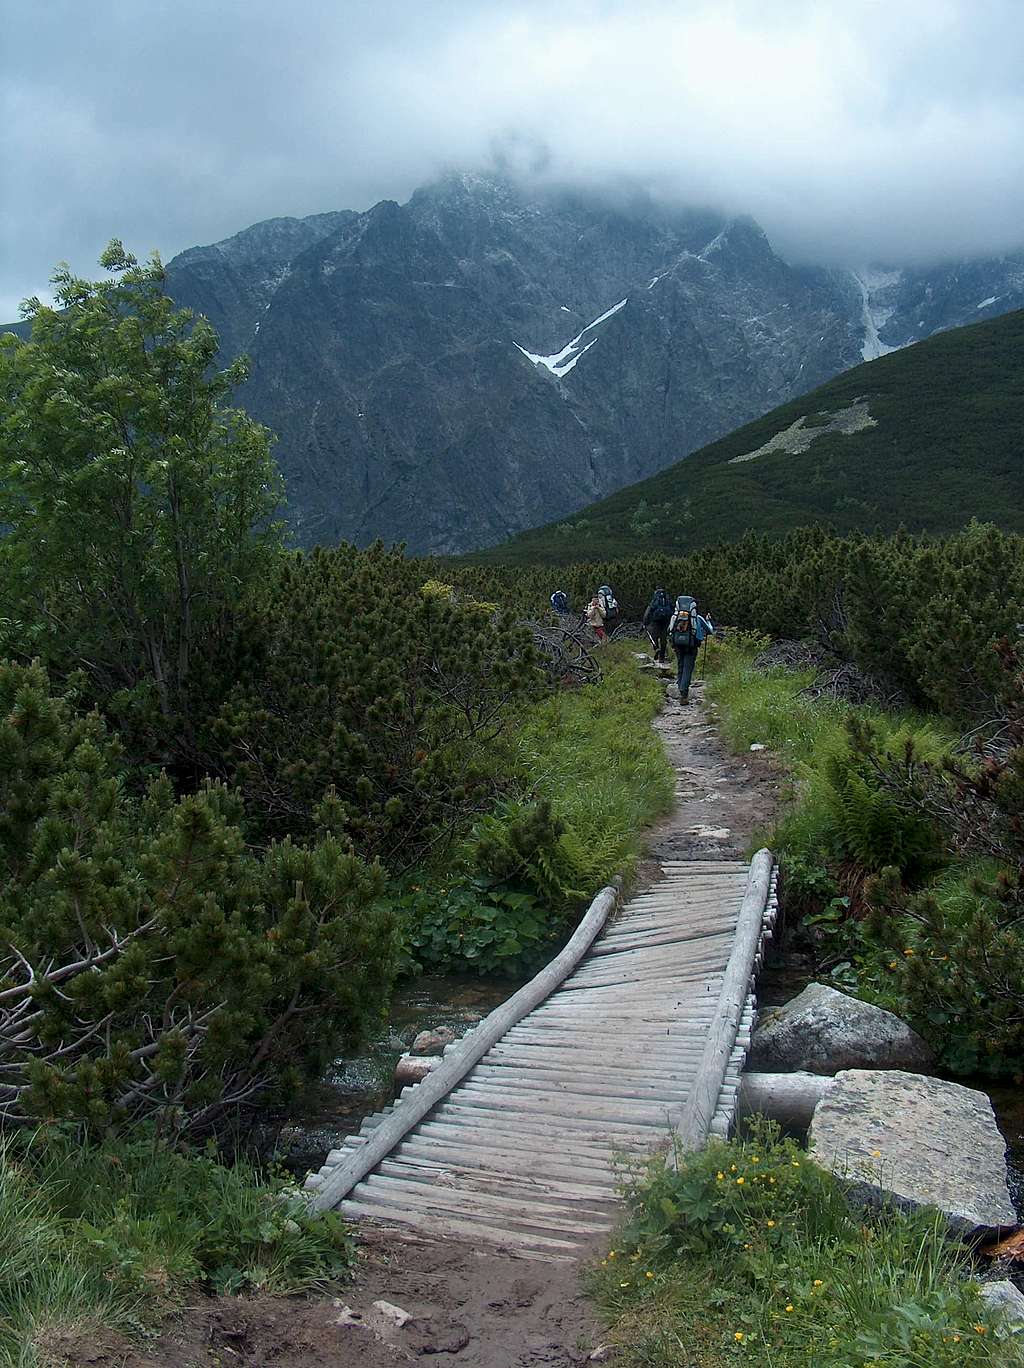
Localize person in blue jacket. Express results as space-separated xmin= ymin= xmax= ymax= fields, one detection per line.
xmin=668 ymin=595 xmax=714 ymax=704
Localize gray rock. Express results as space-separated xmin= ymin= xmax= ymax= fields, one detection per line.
xmin=808 ymin=1069 xmax=1017 ymax=1235
xmin=980 ymin=1280 xmax=1024 ymax=1326
xmin=748 ymin=982 xmax=934 ymax=1075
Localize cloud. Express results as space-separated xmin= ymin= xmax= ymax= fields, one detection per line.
xmin=3 ymin=0 xmax=1024 ymax=318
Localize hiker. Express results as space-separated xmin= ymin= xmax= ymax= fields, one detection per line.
xmin=585 ymin=593 xmax=607 ymax=641
xmin=643 ymin=586 xmax=674 ymax=662
xmin=550 ymin=589 xmax=571 ymax=617
xmin=598 ymin=584 xmax=620 ymax=638
xmin=669 ymin=595 xmax=714 ymax=704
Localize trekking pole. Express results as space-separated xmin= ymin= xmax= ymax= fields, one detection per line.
xmin=699 ymin=634 xmax=709 ymax=680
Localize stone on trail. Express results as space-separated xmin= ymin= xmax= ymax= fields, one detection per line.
xmin=747 ymin=982 xmax=934 ymax=1075
xmin=808 ymin=1069 xmax=1017 ymax=1235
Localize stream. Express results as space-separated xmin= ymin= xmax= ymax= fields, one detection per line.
xmin=275 ymin=973 xmax=526 ymax=1176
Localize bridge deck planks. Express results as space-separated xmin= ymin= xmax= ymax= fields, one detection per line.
xmin=309 ymin=860 xmax=775 ymax=1258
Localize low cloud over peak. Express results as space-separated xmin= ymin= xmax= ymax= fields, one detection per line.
xmin=4 ymin=0 xmax=1024 ymax=318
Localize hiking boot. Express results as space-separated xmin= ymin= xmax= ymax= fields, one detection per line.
xmin=679 ymin=691 xmax=690 ymax=705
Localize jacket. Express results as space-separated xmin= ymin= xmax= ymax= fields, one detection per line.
xmin=585 ymin=600 xmax=606 ymax=628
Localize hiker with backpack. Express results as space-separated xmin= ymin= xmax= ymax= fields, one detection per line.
xmin=597 ymin=585 xmax=620 ymax=638
xmin=550 ymin=589 xmax=571 ymax=617
xmin=668 ymin=595 xmax=714 ymax=704
xmin=585 ymin=592 xmax=607 ymax=641
xmin=643 ymin=586 xmax=674 ymax=663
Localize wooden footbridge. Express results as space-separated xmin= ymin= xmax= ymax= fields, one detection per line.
xmin=305 ymin=850 xmax=777 ymax=1259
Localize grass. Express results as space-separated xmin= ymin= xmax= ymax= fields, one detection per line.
xmin=396 ymin=647 xmax=675 ymax=976
xmin=591 ymin=1125 xmax=1022 ymax=1367
xmin=507 ymin=648 xmax=675 ymax=887
xmin=0 ymin=1129 xmax=355 ymax=1366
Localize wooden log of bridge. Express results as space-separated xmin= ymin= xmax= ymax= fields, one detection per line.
xmin=306 ymin=852 xmax=777 ymax=1258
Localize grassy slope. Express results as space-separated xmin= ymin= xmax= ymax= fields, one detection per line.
xmin=470 ymin=308 xmax=1024 ymax=565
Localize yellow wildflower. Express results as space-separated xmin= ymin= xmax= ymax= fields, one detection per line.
xmin=888 ymin=960 xmax=899 ymax=970
xmin=974 ymin=1325 xmax=987 ymax=1335
xmin=813 ymin=1280 xmax=823 ymax=1287
xmin=736 ymin=1177 xmax=745 ymax=1185
xmin=904 ymin=947 xmax=914 ymax=956
xmin=785 ymin=1304 xmax=794 ymax=1313
xmin=751 ymin=1156 xmax=760 ymax=1163
xmin=766 ymin=1220 xmax=776 ymax=1228
xmin=645 ymin=1271 xmax=654 ymax=1279
xmin=871 ymin=1149 xmax=882 ymax=1158
xmin=734 ymin=1331 xmax=744 ymax=1342
xmin=717 ymin=1171 xmax=725 ymax=1181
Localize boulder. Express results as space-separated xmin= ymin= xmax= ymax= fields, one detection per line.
xmin=395 ymin=1053 xmax=442 ymax=1086
xmin=748 ymin=982 xmax=934 ymax=1075
xmin=980 ymin=1280 xmax=1024 ymax=1327
xmin=808 ymin=1069 xmax=1017 ymax=1236
xmin=411 ymin=1025 xmax=457 ymax=1055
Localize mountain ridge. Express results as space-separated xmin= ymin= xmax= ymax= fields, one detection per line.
xmin=467 ymin=307 xmax=1024 ymax=564
xmin=7 ymin=174 xmax=1024 ymax=554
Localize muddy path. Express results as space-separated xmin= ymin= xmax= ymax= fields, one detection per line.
xmin=69 ymin=671 xmax=779 ymax=1368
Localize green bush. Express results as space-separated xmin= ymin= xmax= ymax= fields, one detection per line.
xmin=447 ymin=521 xmax=1024 ymax=721
xmin=0 ymin=660 xmax=395 ymax=1136
xmin=203 ymin=546 xmax=541 ymax=865
xmin=593 ymin=1123 xmax=1021 ymax=1367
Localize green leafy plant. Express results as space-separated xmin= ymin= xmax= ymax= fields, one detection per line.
xmin=592 ymin=1123 xmax=1020 ymax=1367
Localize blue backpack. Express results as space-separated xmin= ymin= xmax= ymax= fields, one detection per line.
xmin=550 ymin=590 xmax=569 ymax=615
xmin=650 ymin=589 xmax=673 ymax=622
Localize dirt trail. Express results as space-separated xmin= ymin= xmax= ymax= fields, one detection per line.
xmin=68 ymin=670 xmax=779 ymax=1368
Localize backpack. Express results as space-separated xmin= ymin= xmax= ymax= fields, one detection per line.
xmin=550 ymin=590 xmax=569 ymax=615
xmin=650 ymin=589 xmax=673 ymax=622
xmin=599 ymin=587 xmax=619 ymax=623
xmin=670 ymin=597 xmax=698 ymax=649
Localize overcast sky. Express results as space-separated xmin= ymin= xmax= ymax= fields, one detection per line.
xmin=4 ymin=0 xmax=1024 ymax=319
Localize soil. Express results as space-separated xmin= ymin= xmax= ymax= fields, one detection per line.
xmin=51 ymin=665 xmax=781 ymax=1368
xmin=633 ymin=664 xmax=782 ymax=885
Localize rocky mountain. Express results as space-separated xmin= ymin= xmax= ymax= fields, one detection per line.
xmin=474 ymin=307 xmax=1024 ymax=565
xmin=12 ymin=176 xmax=1024 ymax=553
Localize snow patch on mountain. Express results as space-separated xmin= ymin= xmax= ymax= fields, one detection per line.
xmin=514 ymin=298 xmax=628 ymax=379
xmin=977 ymin=296 xmax=1000 ymax=309
xmin=851 ymin=269 xmax=901 ymax=362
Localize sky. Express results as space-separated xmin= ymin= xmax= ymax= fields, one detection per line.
xmin=4 ymin=0 xmax=1024 ymax=319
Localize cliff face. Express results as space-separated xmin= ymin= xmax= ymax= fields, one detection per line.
xmin=158 ymin=176 xmax=1024 ymax=553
